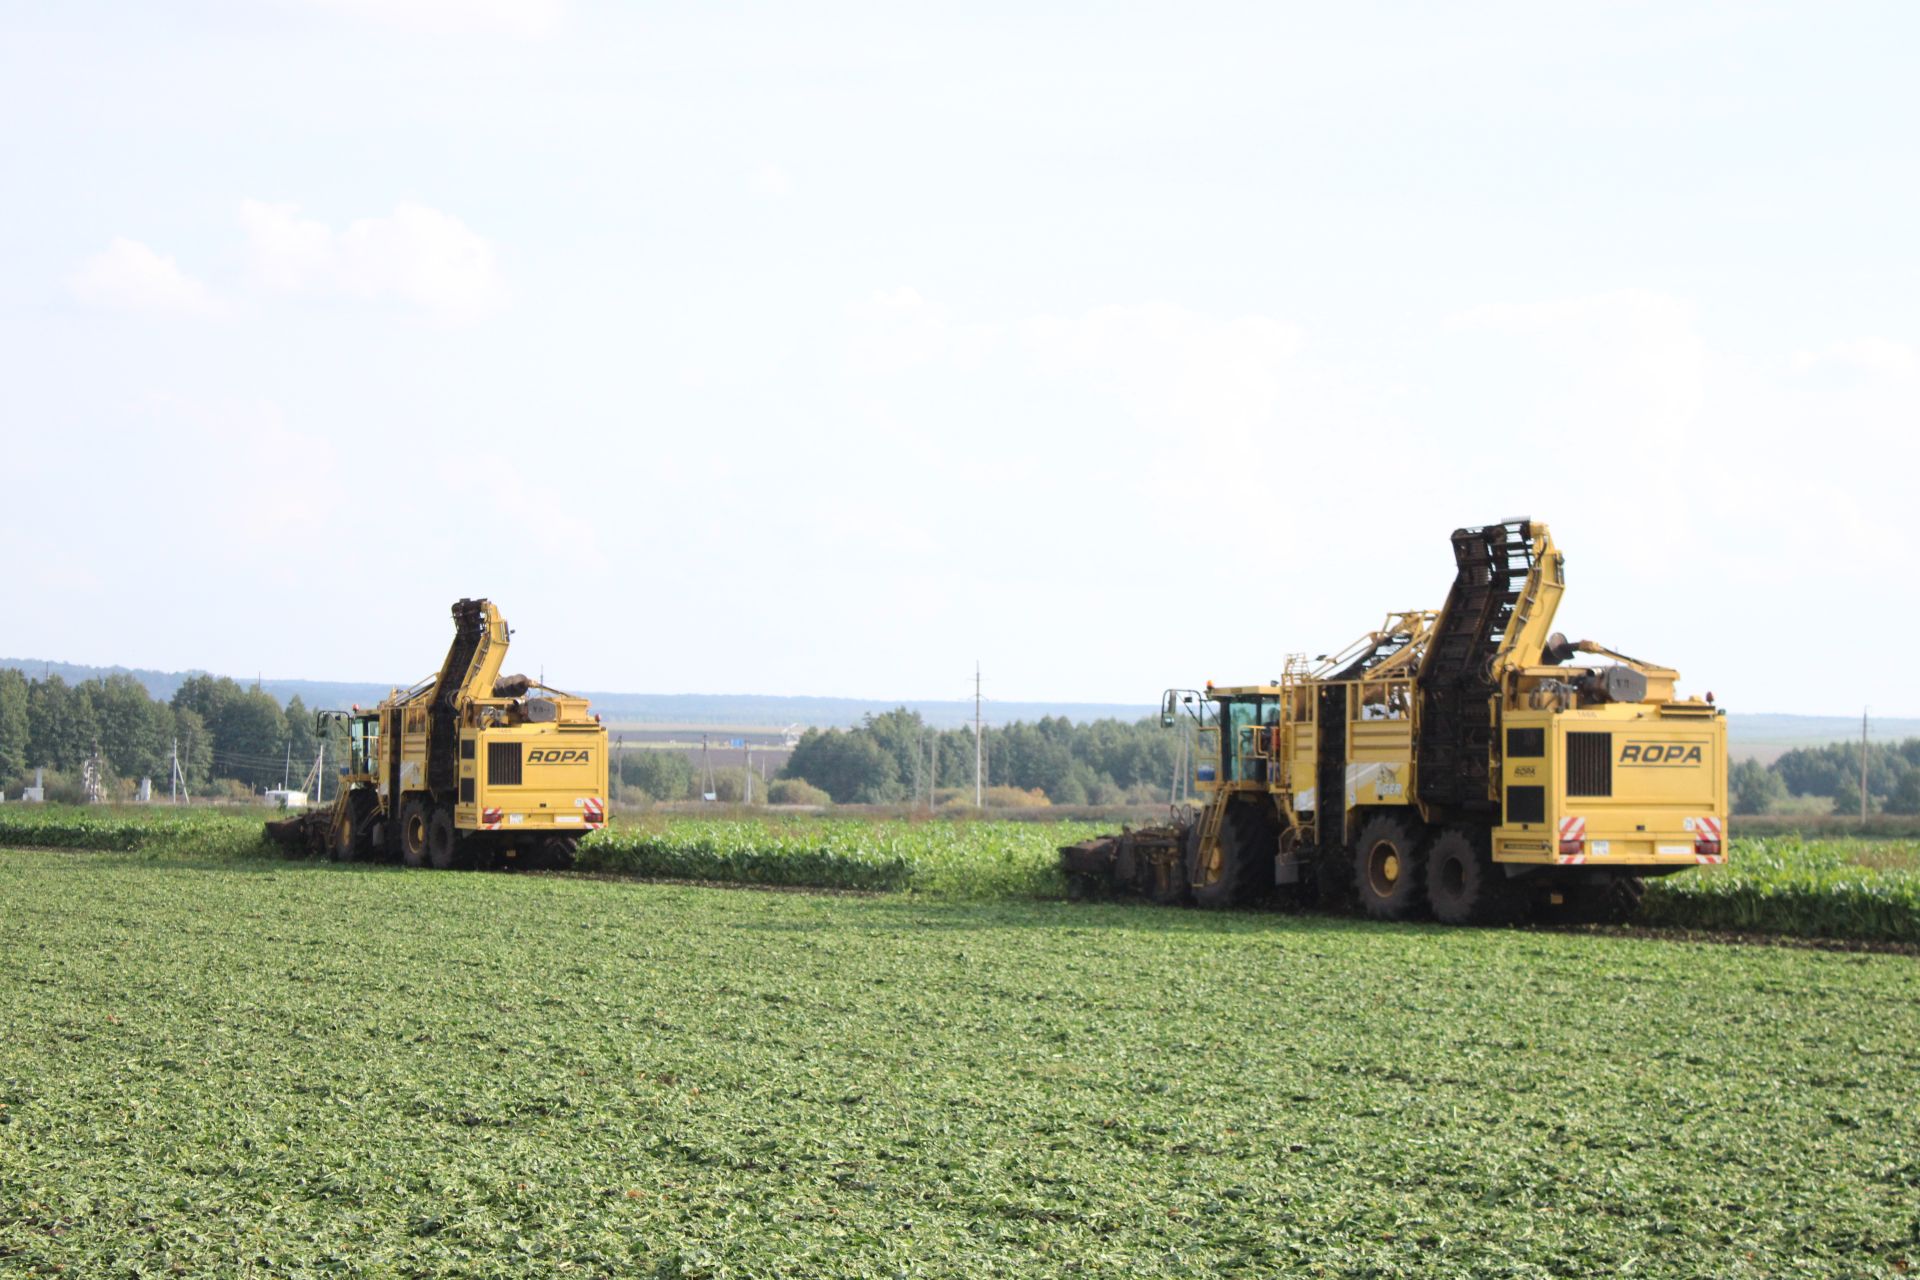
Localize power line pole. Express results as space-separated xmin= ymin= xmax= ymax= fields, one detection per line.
xmin=171 ymin=737 xmax=179 ymax=804
xmin=928 ymin=732 xmax=937 ymax=811
xmin=973 ymin=661 xmax=983 ymax=807
xmin=1861 ymin=707 xmax=1870 ymax=823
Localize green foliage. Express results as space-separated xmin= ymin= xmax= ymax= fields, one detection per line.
xmin=1886 ymin=769 xmax=1920 ymax=816
xmin=1730 ymin=757 xmax=1787 ymax=815
xmin=781 ymin=708 xmax=1183 ymax=806
xmin=766 ymin=777 xmax=831 ymax=806
xmin=1771 ymin=737 xmax=1918 ymax=812
xmin=782 ymin=728 xmax=901 ymax=803
xmin=0 ymin=804 xmax=273 ymax=859
xmin=1 ymin=852 xmax=1916 ymax=1277
xmin=617 ymin=748 xmax=696 ymax=803
xmin=1642 ymin=837 xmax=1920 ymax=941
xmin=0 ymin=665 xmax=323 ymax=795
xmin=26 ymin=675 xmax=97 ymax=772
xmin=0 ymin=668 xmax=29 ymax=781
xmin=579 ymin=817 xmax=1105 ymax=898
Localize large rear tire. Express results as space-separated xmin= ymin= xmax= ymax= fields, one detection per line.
xmin=426 ymin=807 xmax=460 ymax=870
xmin=535 ymin=835 xmax=578 ymax=871
xmin=1555 ymin=875 xmax=1646 ymax=925
xmin=332 ymin=792 xmax=374 ymax=863
xmin=399 ymin=797 xmax=430 ymax=868
xmin=332 ymin=808 xmax=359 ymax=863
xmin=1426 ymin=828 xmax=1521 ymax=926
xmin=1190 ymin=801 xmax=1278 ymax=909
xmin=1353 ymin=815 xmax=1427 ymax=921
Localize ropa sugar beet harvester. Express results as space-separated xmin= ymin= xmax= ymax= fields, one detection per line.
xmin=1062 ymin=520 xmax=1728 ymax=924
xmin=267 ymin=598 xmax=609 ymax=870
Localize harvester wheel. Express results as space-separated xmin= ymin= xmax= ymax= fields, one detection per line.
xmin=332 ymin=792 xmax=373 ymax=863
xmin=1425 ymin=828 xmax=1520 ymax=926
xmin=534 ymin=835 xmax=577 ymax=871
xmin=1556 ymin=875 xmax=1646 ymax=925
xmin=399 ymin=798 xmax=430 ymax=868
xmin=332 ymin=809 xmax=358 ymax=863
xmin=426 ymin=808 xmax=460 ymax=870
xmin=1191 ymin=802 xmax=1278 ymax=909
xmin=1353 ymin=815 xmax=1427 ymax=921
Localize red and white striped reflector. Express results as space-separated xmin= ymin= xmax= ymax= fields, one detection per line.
xmin=1557 ymin=814 xmax=1586 ymax=858
xmin=1695 ymin=815 xmax=1723 ymax=862
xmin=583 ymin=796 xmax=604 ymax=828
xmin=482 ymin=807 xmax=503 ymax=831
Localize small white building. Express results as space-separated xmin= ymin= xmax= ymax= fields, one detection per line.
xmin=264 ymin=789 xmax=309 ymax=810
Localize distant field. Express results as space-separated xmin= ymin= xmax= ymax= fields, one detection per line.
xmin=607 ymin=727 xmax=795 ymax=775
xmin=2 ymin=850 xmax=1915 ymax=1278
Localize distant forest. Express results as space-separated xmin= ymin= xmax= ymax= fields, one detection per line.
xmin=0 ymin=669 xmax=337 ymax=802
xmin=1733 ymin=740 xmax=1920 ymax=816
xmin=7 ymin=660 xmax=1919 ymax=815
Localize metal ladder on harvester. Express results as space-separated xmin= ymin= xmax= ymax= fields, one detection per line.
xmin=1190 ymin=792 xmax=1231 ymax=887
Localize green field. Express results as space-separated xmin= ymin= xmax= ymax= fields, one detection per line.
xmin=3 ymin=806 xmax=1919 ymax=942
xmin=2 ymin=849 xmax=1916 ymax=1278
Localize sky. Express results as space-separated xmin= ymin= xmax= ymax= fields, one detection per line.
xmin=1 ymin=1 xmax=1914 ymax=715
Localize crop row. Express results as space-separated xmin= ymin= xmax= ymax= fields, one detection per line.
xmin=0 ymin=806 xmax=271 ymax=859
xmin=1640 ymin=837 xmax=1920 ymax=942
xmin=577 ymin=817 xmax=1108 ymax=898
xmin=5 ymin=806 xmax=1916 ymax=942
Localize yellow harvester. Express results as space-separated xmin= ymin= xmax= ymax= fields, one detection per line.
xmin=1062 ymin=520 xmax=1728 ymax=923
xmin=268 ymin=598 xmax=609 ymax=870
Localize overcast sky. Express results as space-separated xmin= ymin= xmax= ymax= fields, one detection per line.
xmin=2 ymin=2 xmax=1914 ymax=715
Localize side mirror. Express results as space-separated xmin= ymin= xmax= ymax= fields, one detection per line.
xmin=1160 ymin=689 xmax=1179 ymax=729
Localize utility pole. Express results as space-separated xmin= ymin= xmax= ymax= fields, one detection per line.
xmin=744 ymin=742 xmax=753 ymax=804
xmin=83 ymin=740 xmax=103 ymax=805
xmin=973 ymin=662 xmax=983 ymax=807
xmin=171 ymin=737 xmax=179 ymax=804
xmin=1861 ymin=707 xmax=1870 ymax=823
xmin=283 ymin=742 xmax=292 ymax=790
xmin=929 ymin=733 xmax=938 ymax=811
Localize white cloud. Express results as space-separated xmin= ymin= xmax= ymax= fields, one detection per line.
xmin=750 ymin=164 xmax=793 ymax=199
xmin=69 ymin=238 xmax=219 ymax=316
xmin=845 ymin=287 xmax=1002 ymax=376
xmin=297 ymin=0 xmax=565 ymax=37
xmin=240 ymin=200 xmax=506 ymax=321
xmin=1443 ymin=289 xmax=1707 ymax=449
xmin=1017 ymin=302 xmax=1305 ymax=436
xmin=1791 ymin=337 xmax=1917 ymax=376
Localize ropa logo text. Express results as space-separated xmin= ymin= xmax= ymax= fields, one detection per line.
xmin=526 ymin=749 xmax=593 ymax=765
xmin=1619 ymin=743 xmax=1702 ymax=765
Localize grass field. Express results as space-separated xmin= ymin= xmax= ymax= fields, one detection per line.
xmin=2 ymin=849 xmax=1916 ymax=1278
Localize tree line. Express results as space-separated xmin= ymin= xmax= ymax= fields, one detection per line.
xmin=775 ymin=708 xmax=1183 ymax=806
xmin=1732 ymin=738 xmax=1920 ymax=816
xmin=0 ymin=669 xmax=334 ymax=802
